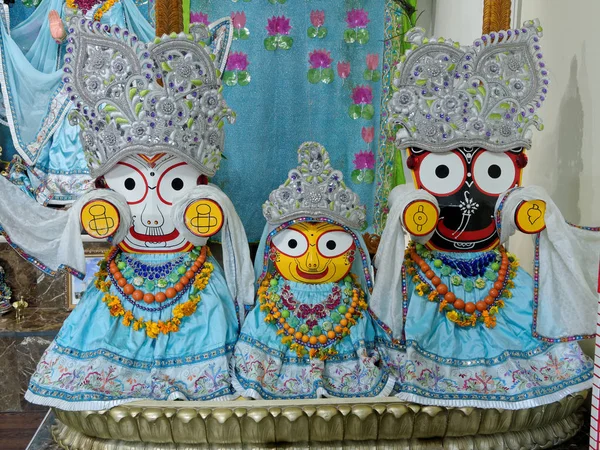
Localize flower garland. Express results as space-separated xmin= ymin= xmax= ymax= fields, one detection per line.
xmin=65 ymin=0 xmax=118 ymax=22
xmin=406 ymin=243 xmax=518 ymax=328
xmin=259 ymin=273 xmax=367 ymax=360
xmin=94 ymin=249 xmax=213 ymax=339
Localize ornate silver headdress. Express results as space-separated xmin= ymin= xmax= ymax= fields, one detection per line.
xmin=263 ymin=142 xmax=366 ymax=230
xmin=387 ymin=19 xmax=548 ymax=153
xmin=63 ymin=17 xmax=234 ymax=178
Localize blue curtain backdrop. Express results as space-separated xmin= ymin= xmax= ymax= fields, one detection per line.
xmin=192 ymin=0 xmax=385 ymax=241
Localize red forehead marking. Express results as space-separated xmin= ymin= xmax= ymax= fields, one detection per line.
xmin=138 ymin=153 xmax=166 ymax=167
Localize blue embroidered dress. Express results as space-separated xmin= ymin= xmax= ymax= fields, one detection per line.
xmin=233 ymin=224 xmax=395 ymax=400
xmin=0 ymin=0 xmax=153 ymax=204
xmin=378 ymin=248 xmax=593 ymax=409
xmin=25 ymin=249 xmax=239 ymax=410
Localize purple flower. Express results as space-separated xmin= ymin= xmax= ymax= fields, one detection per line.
xmin=226 ymin=52 xmax=249 ymax=71
xmin=346 ymin=9 xmax=369 ymax=28
xmin=351 ymin=85 xmax=373 ymax=105
xmin=266 ymin=16 xmax=292 ymax=36
xmin=190 ymin=12 xmax=210 ymax=26
xmin=310 ymin=10 xmax=325 ymax=28
xmin=353 ymin=151 xmax=375 ymax=170
xmin=308 ymin=49 xmax=332 ymax=69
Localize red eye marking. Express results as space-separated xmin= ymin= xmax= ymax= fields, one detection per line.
xmin=116 ymin=161 xmax=148 ymax=205
xmin=156 ymin=162 xmax=187 ymax=205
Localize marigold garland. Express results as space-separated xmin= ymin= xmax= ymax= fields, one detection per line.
xmin=96 ymin=250 xmax=213 ymax=339
xmin=65 ymin=0 xmax=118 ymax=22
xmin=407 ymin=243 xmax=518 ymax=329
xmin=259 ymin=273 xmax=367 ymax=360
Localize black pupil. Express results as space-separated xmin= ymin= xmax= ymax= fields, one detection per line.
xmin=435 ymin=165 xmax=450 ymax=179
xmin=124 ymin=178 xmax=136 ymax=190
xmin=171 ymin=178 xmax=184 ymax=191
xmin=326 ymin=240 xmax=336 ymax=250
xmin=288 ymin=239 xmax=298 ymax=249
xmin=488 ymin=164 xmax=502 ymax=179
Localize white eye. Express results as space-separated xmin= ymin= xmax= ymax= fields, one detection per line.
xmin=472 ymin=151 xmax=517 ymax=195
xmin=272 ymin=229 xmax=309 ymax=257
xmin=157 ymin=162 xmax=200 ymax=205
xmin=418 ymin=152 xmax=466 ymax=196
xmin=104 ymin=162 xmax=148 ymax=205
xmin=317 ymin=231 xmax=354 ymax=258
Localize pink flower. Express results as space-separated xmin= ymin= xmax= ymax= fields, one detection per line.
xmin=351 ymin=85 xmax=373 ymax=105
xmin=190 ymin=12 xmax=210 ymax=26
xmin=346 ymin=9 xmax=369 ymax=28
xmin=362 ymin=126 xmax=375 ymax=144
xmin=337 ymin=61 xmax=351 ymax=79
xmin=309 ymin=49 xmax=332 ymax=69
xmin=353 ymin=151 xmax=376 ymax=170
xmin=310 ymin=10 xmax=325 ymax=28
xmin=226 ymin=52 xmax=249 ymax=71
xmin=231 ymin=11 xmax=246 ymax=29
xmin=366 ymin=53 xmax=379 ymax=71
xmin=266 ymin=16 xmax=292 ymax=36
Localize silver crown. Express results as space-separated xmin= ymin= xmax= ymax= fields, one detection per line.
xmin=387 ymin=19 xmax=548 ymax=153
xmin=263 ymin=142 xmax=366 ymax=230
xmin=63 ymin=18 xmax=234 ymax=178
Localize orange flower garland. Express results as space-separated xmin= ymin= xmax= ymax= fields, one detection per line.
xmin=406 ymin=243 xmax=518 ymax=328
xmin=95 ymin=248 xmax=213 ymax=338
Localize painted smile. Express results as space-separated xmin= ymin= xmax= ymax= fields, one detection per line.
xmin=128 ymin=227 xmax=181 ymax=242
xmin=436 ymin=220 xmax=496 ymax=242
xmin=295 ymin=266 xmax=329 ymax=280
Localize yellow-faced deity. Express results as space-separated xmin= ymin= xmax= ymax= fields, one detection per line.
xmin=270 ymin=222 xmax=356 ymax=284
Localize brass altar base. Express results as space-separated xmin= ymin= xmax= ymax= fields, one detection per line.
xmin=51 ymin=392 xmax=587 ymax=449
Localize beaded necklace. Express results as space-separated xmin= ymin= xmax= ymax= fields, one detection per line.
xmin=259 ymin=273 xmax=367 ymax=360
xmin=406 ymin=243 xmax=518 ymax=328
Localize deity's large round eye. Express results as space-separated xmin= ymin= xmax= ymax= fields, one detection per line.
xmin=272 ymin=229 xmax=309 ymax=257
xmin=417 ymin=152 xmax=466 ymax=196
xmin=157 ymin=162 xmax=201 ymax=205
xmin=317 ymin=231 xmax=354 ymax=258
xmin=472 ymin=151 xmax=517 ymax=195
xmin=104 ymin=162 xmax=148 ymax=205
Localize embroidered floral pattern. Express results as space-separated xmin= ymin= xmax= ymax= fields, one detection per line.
xmin=231 ymin=11 xmax=250 ymax=40
xmin=381 ymin=341 xmax=592 ymax=403
xmin=234 ymin=335 xmax=390 ymax=399
xmin=264 ymin=16 xmax=293 ymax=51
xmin=190 ymin=12 xmax=210 ymax=26
xmin=308 ymin=10 xmax=327 ymax=39
xmin=223 ymin=52 xmax=251 ymax=86
xmin=28 ymin=342 xmax=235 ymax=403
xmin=307 ymin=49 xmax=334 ymax=84
xmin=352 ymin=151 xmax=375 ymax=184
xmin=349 ymin=85 xmax=374 ymax=120
xmin=364 ymin=53 xmax=381 ymax=81
xmin=344 ymin=9 xmax=370 ymax=44
xmin=337 ymin=61 xmax=351 ymax=80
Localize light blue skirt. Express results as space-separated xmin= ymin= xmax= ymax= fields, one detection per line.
xmin=26 ymin=251 xmax=240 ymax=410
xmin=379 ymin=250 xmax=593 ymax=409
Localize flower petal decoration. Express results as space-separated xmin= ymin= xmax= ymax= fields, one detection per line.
xmin=337 ymin=61 xmax=350 ymax=79
xmin=353 ymin=151 xmax=375 ymax=170
xmin=226 ymin=52 xmax=249 ymax=71
xmin=190 ymin=12 xmax=209 ymax=26
xmin=266 ymin=15 xmax=292 ymax=36
xmin=310 ymin=10 xmax=325 ymax=28
xmin=231 ymin=11 xmax=246 ymax=29
xmin=308 ymin=49 xmax=332 ymax=69
xmin=351 ymin=85 xmax=373 ymax=105
xmin=361 ymin=126 xmax=375 ymax=144
xmin=366 ymin=53 xmax=379 ymax=71
xmin=345 ymin=8 xmax=369 ymax=28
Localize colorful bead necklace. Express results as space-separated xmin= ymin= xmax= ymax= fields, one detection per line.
xmin=94 ymin=247 xmax=214 ymax=338
xmin=406 ymin=243 xmax=518 ymax=328
xmin=259 ymin=273 xmax=367 ymax=360
xmin=65 ymin=0 xmax=118 ymax=22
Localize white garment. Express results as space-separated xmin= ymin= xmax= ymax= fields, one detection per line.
xmin=497 ymin=185 xmax=600 ymax=340
xmin=370 ymin=184 xmax=439 ymax=337
xmin=0 ymin=176 xmax=131 ymax=277
xmin=172 ymin=184 xmax=254 ymax=325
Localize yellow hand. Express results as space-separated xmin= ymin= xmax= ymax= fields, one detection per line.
xmin=80 ymin=200 xmax=120 ymax=239
xmin=515 ymin=200 xmax=546 ymax=234
xmin=403 ymin=200 xmax=439 ymax=237
xmin=184 ymin=199 xmax=224 ymax=237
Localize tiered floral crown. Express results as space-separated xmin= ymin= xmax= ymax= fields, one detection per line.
xmin=263 ymin=142 xmax=366 ymax=230
xmin=63 ymin=17 xmax=234 ymax=178
xmin=387 ymin=19 xmax=548 ymax=153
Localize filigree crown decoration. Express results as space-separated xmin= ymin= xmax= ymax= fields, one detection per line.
xmin=387 ymin=19 xmax=548 ymax=153
xmin=263 ymin=142 xmax=366 ymax=230
xmin=63 ymin=17 xmax=234 ymax=178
